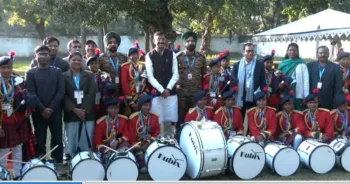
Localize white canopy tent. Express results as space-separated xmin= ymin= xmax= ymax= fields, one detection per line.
xmin=253 ymin=9 xmax=350 ymax=60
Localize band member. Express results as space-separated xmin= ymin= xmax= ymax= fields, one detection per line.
xmin=94 ymin=96 xmax=129 ymax=152
xmin=86 ymin=48 xmax=111 ymax=119
xmin=330 ymin=94 xmax=350 ymax=138
xmin=177 ymin=31 xmax=207 ymax=131
xmin=219 ymin=49 xmax=231 ymax=78
xmin=99 ymin=32 xmax=128 ymax=95
xmin=184 ymin=90 xmax=214 ymax=122
xmin=121 ymin=41 xmax=150 ymax=116
xmin=203 ymin=59 xmax=225 ymax=110
xmin=214 ymin=88 xmax=244 ymax=139
xmin=0 ymin=52 xmax=35 ymax=180
xmin=276 ymin=90 xmax=304 ymax=150
xmin=337 ymin=52 xmax=350 ymax=94
xmin=302 ymin=92 xmax=334 ymax=143
xmin=128 ymin=94 xmax=160 ymax=173
xmin=247 ymin=88 xmax=277 ymax=146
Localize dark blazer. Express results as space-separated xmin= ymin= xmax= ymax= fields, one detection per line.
xmin=232 ymin=58 xmax=267 ymax=101
xmin=307 ymin=61 xmax=342 ymax=110
xmin=63 ymin=69 xmax=97 ymax=122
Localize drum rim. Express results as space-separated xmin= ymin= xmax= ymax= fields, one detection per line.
xmin=106 ymin=157 xmax=139 ymax=180
xmin=70 ymin=158 xmax=106 ymax=179
xmin=230 ymin=141 xmax=265 ymax=179
xmin=308 ymin=145 xmax=336 ymax=174
xmin=21 ymin=165 xmax=58 ymax=180
xmin=269 ymin=146 xmax=300 ymax=176
xmin=146 ymin=145 xmax=188 ymax=180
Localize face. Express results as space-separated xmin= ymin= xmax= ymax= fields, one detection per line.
xmin=221 ymin=59 xmax=229 ymax=68
xmin=317 ymin=47 xmax=329 ymax=62
xmin=88 ymin=60 xmax=100 ymax=73
xmin=197 ymin=97 xmax=207 ymax=108
xmin=107 ymin=38 xmax=119 ymax=53
xmin=307 ymin=101 xmax=318 ymax=111
xmin=129 ymin=52 xmax=139 ymax=62
xmin=69 ymin=55 xmax=83 ymax=70
xmin=47 ymin=40 xmax=59 ymax=56
xmin=264 ymin=60 xmax=273 ymax=71
xmin=340 ymin=57 xmax=349 ymax=68
xmin=243 ymin=45 xmax=255 ymax=61
xmin=141 ymin=102 xmax=151 ymax=114
xmin=338 ymin=104 xmax=347 ymax=113
xmin=287 ymin=46 xmax=298 ymax=59
xmin=69 ymin=43 xmax=81 ymax=53
xmin=107 ymin=104 xmax=120 ymax=118
xmin=35 ymin=50 xmax=50 ymax=66
xmin=86 ymin=43 xmax=97 ymax=56
xmin=282 ymin=101 xmax=293 ymax=113
xmin=211 ymin=64 xmax=221 ymax=74
xmin=185 ymin=37 xmax=196 ymax=51
xmin=225 ymin=97 xmax=235 ymax=107
xmin=153 ymin=34 xmax=166 ymax=50
xmin=0 ymin=62 xmax=13 ymax=78
xmin=256 ymin=97 xmax=267 ymax=108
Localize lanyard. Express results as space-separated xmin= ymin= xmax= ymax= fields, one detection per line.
xmin=93 ymin=75 xmax=99 ymax=90
xmin=225 ymin=68 xmax=230 ymax=75
xmin=319 ymin=65 xmax=325 ymax=80
xmin=265 ymin=71 xmax=273 ymax=85
xmin=308 ymin=110 xmax=316 ymax=125
xmin=51 ymin=57 xmax=57 ymax=67
xmin=1 ymin=77 xmax=14 ymax=103
xmin=73 ymin=73 xmax=80 ymax=91
xmin=245 ymin=62 xmax=253 ymax=78
xmin=259 ymin=110 xmax=265 ymax=119
xmin=195 ymin=105 xmax=207 ymax=120
xmin=211 ymin=73 xmax=220 ymax=92
xmin=284 ymin=111 xmax=291 ymax=130
xmin=109 ymin=56 xmax=119 ymax=73
xmin=338 ymin=109 xmax=348 ymax=131
xmin=140 ymin=111 xmax=150 ymax=138
xmin=185 ymin=56 xmax=196 ymax=69
xmin=107 ymin=115 xmax=119 ymax=134
xmin=226 ymin=107 xmax=234 ymax=131
xmin=132 ymin=63 xmax=140 ymax=80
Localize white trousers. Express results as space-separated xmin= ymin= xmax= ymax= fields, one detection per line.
xmin=0 ymin=144 xmax=22 ymax=177
xmin=151 ymin=95 xmax=178 ymax=124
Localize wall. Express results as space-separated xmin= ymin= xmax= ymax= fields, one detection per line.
xmin=0 ymin=35 xmax=243 ymax=57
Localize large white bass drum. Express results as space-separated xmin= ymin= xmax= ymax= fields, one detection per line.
xmin=21 ymin=159 xmax=58 ymax=181
xmin=180 ymin=120 xmax=227 ymax=179
xmin=329 ymin=138 xmax=350 ymax=172
xmin=227 ymin=135 xmax=265 ymax=179
xmin=106 ymin=150 xmax=139 ymax=181
xmin=70 ymin=151 xmax=105 ymax=181
xmin=265 ymin=142 xmax=300 ymax=176
xmin=297 ymin=139 xmax=335 ymax=174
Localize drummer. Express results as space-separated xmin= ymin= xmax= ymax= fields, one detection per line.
xmin=330 ymin=94 xmax=350 ymax=139
xmin=184 ymin=90 xmax=214 ymax=122
xmin=302 ymin=92 xmax=334 ymax=143
xmin=247 ymin=88 xmax=277 ymax=146
xmin=213 ymin=88 xmax=244 ymax=139
xmin=275 ymin=90 xmax=304 ymax=149
xmin=128 ymin=94 xmax=160 ymax=173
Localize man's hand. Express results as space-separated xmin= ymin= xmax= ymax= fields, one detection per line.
xmin=131 ymin=103 xmax=138 ymax=111
xmin=278 ymin=131 xmax=290 ymax=140
xmin=42 ymin=108 xmax=53 ymax=119
xmin=0 ymin=127 xmax=5 ymax=137
xmin=73 ymin=108 xmax=86 ymax=121
xmin=162 ymin=89 xmax=170 ymax=98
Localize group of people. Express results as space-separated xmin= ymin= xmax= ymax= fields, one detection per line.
xmin=0 ymin=29 xmax=349 ymax=180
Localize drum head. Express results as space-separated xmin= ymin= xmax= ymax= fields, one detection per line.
xmin=232 ymin=142 xmax=265 ymax=180
xmin=273 ymin=147 xmax=300 ymax=177
xmin=21 ymin=166 xmax=58 ymax=181
xmin=107 ymin=158 xmax=138 ymax=181
xmin=341 ymin=147 xmax=350 ymax=172
xmin=0 ymin=166 xmax=10 ymax=181
xmin=147 ymin=146 xmax=187 ymax=180
xmin=310 ymin=146 xmax=335 ymax=174
xmin=71 ymin=159 xmax=105 ymax=181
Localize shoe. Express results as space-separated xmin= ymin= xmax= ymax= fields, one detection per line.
xmin=64 ymin=154 xmax=72 ymax=161
xmin=13 ymin=176 xmax=21 ymax=180
xmin=55 ymin=163 xmax=67 ymax=177
xmin=139 ymin=166 xmax=148 ymax=174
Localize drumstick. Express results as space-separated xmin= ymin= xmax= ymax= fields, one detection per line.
xmin=37 ymin=145 xmax=58 ymax=163
xmin=6 ymin=159 xmax=33 ymax=165
xmin=98 ymin=145 xmax=119 ymax=154
xmin=0 ymin=151 xmax=12 ymax=161
xmin=218 ymin=81 xmax=231 ymax=96
xmin=126 ymin=141 xmax=141 ymax=152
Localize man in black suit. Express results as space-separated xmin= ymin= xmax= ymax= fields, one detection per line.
xmin=232 ymin=43 xmax=267 ymax=116
xmin=307 ymin=46 xmax=342 ymax=110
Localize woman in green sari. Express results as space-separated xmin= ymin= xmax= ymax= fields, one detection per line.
xmin=278 ymin=43 xmax=310 ymax=111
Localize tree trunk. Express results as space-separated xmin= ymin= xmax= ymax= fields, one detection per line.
xmin=35 ymin=18 xmax=46 ymax=41
xmin=80 ymin=25 xmax=87 ymax=55
xmin=97 ymin=27 xmax=104 ymax=52
xmin=103 ymin=24 xmax=108 ymax=35
xmin=200 ymin=13 xmax=213 ymax=55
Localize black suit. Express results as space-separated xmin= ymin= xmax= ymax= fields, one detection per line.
xmin=307 ymin=61 xmax=342 ymax=110
xmin=232 ymin=59 xmax=267 ymax=115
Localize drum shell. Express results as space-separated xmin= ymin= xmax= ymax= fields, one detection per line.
xmin=106 ymin=151 xmax=139 ymax=180
xmin=21 ymin=159 xmax=58 ymax=181
xmin=329 ymin=138 xmax=350 ymax=172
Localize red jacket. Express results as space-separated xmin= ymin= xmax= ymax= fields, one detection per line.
xmin=275 ymin=110 xmax=305 ymax=140
xmin=330 ymin=108 xmax=350 ymax=138
xmin=302 ymin=108 xmax=334 ymax=142
xmin=213 ymin=106 xmax=244 ymax=135
xmin=247 ymin=106 xmax=277 ymax=140
xmin=185 ymin=106 xmax=214 ymax=122
xmin=128 ymin=111 xmax=160 ymax=146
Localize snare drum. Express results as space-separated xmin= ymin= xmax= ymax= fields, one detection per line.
xmin=265 ymin=142 xmax=300 ymax=176
xmin=180 ymin=120 xmax=227 ymax=179
xmin=145 ymin=140 xmax=187 ymax=180
xmin=227 ymin=135 xmax=265 ymax=180
xmin=297 ymin=139 xmax=335 ymax=174
xmin=329 ymin=138 xmax=350 ymax=172
xmin=106 ymin=151 xmax=139 ymax=180
xmin=21 ymin=159 xmax=58 ymax=181
xmin=0 ymin=166 xmax=10 ymax=181
xmin=70 ymin=151 xmax=105 ymax=180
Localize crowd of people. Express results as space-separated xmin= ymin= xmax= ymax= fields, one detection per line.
xmin=0 ymin=30 xmax=349 ymax=180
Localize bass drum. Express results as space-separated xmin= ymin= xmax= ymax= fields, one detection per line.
xmin=180 ymin=120 xmax=227 ymax=179
xmin=265 ymin=142 xmax=300 ymax=176
xmin=145 ymin=141 xmax=187 ymax=180
xmin=106 ymin=151 xmax=138 ymax=180
xmin=329 ymin=138 xmax=350 ymax=172
xmin=297 ymin=139 xmax=335 ymax=174
xmin=227 ymin=135 xmax=265 ymax=180
xmin=21 ymin=159 xmax=58 ymax=181
xmin=70 ymin=151 xmax=105 ymax=181
xmin=0 ymin=166 xmax=10 ymax=181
